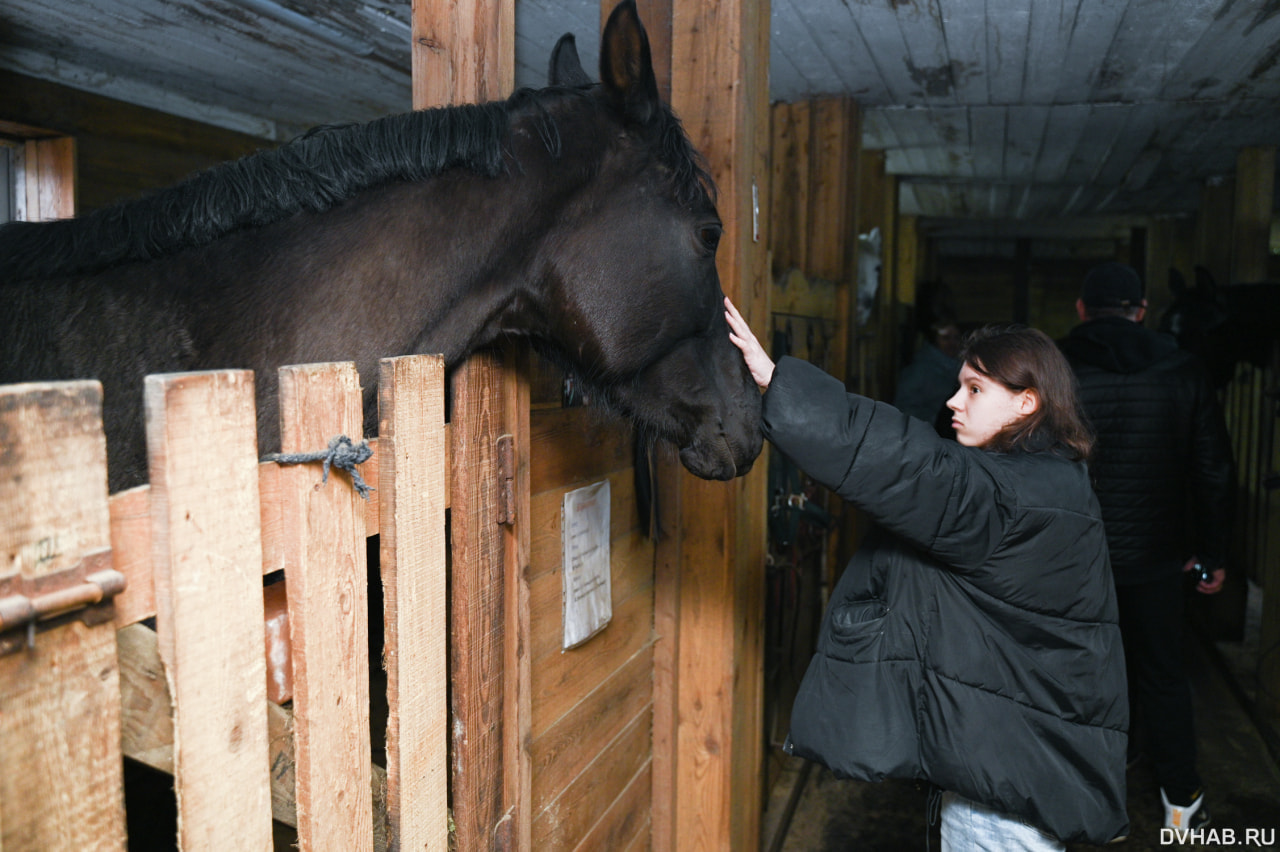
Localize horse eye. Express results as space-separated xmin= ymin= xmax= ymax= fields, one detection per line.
xmin=699 ymin=225 xmax=722 ymax=251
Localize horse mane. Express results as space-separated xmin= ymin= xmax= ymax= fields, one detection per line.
xmin=0 ymin=85 xmax=711 ymax=285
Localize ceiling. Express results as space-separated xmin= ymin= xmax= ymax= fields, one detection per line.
xmin=4 ymin=0 xmax=1280 ymax=237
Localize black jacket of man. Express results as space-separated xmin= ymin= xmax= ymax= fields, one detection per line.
xmin=765 ymin=356 xmax=1129 ymax=845
xmin=1061 ymin=318 xmax=1235 ymax=585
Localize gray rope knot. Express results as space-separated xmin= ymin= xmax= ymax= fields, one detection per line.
xmin=265 ymin=435 xmax=375 ymax=500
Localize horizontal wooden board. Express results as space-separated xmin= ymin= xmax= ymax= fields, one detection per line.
xmin=530 ymin=407 xmax=634 ymax=494
xmin=531 ymin=583 xmax=655 ymax=738
xmin=531 ymin=707 xmax=652 ymax=848
xmin=529 ymin=647 xmax=653 ymax=825
xmin=530 ymin=467 xmax=643 ymax=577
xmin=571 ymin=760 xmax=652 ymax=852
xmin=529 ymin=529 xmax=655 ymax=663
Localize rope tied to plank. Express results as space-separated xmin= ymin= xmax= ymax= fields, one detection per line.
xmin=264 ymin=435 xmax=374 ymax=500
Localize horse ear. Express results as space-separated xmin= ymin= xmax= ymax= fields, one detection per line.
xmin=549 ymin=34 xmax=593 ymax=88
xmin=600 ymin=0 xmax=661 ymax=126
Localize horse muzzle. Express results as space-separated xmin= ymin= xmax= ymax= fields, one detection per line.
xmin=678 ymin=421 xmax=762 ymax=481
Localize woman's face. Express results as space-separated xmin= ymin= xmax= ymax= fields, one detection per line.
xmin=946 ymin=362 xmax=1037 ymax=448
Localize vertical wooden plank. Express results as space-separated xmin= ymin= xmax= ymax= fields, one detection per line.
xmin=1231 ymin=146 xmax=1276 ymax=284
xmin=23 ymin=137 xmax=76 ymax=222
xmin=502 ymin=344 xmax=533 ymax=852
xmin=377 ymin=355 xmax=449 ymax=852
xmin=412 ymin=0 xmax=513 ymax=109
xmin=0 ymin=382 xmax=125 ymax=851
xmin=412 ymin=0 xmax=525 ymax=848
xmin=897 ymin=215 xmax=919 ymax=308
xmin=278 ymin=363 xmax=373 ymax=852
xmin=144 ymin=370 xmax=272 ymax=852
xmin=770 ymin=103 xmax=798 ymax=274
xmin=664 ymin=0 xmax=770 ymax=848
xmin=809 ymin=99 xmax=857 ymax=282
xmin=447 ymin=350 xmax=511 ymax=851
xmin=1195 ymin=176 xmax=1234 ymax=288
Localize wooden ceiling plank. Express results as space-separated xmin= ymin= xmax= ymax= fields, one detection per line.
xmin=968 ymin=104 xmax=1006 ymax=180
xmin=935 ymin=0 xmax=990 ymax=105
xmin=1032 ymin=103 xmax=1091 ymax=183
xmin=1019 ymin=0 xmax=1072 ymax=104
xmin=983 ymin=0 xmax=1032 ymax=105
xmin=1003 ymin=103 xmax=1051 ymax=184
xmin=1045 ymin=0 xmax=1129 ymax=105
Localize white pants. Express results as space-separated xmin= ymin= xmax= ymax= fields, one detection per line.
xmin=940 ymin=791 xmax=1065 ymax=852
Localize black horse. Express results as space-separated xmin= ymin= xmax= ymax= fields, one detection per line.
xmin=0 ymin=0 xmax=762 ymax=493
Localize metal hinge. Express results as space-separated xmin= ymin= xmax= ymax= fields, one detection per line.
xmin=0 ymin=549 xmax=126 ymax=656
xmin=496 ymin=433 xmax=516 ymax=526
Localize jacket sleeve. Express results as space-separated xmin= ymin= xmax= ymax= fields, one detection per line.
xmin=1189 ymin=364 xmax=1236 ymax=571
xmin=761 ymin=356 xmax=1012 ymax=569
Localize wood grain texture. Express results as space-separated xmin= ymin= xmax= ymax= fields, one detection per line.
xmin=277 ymin=362 xmax=373 ymax=852
xmin=0 ymin=381 xmax=126 ymax=850
xmin=531 ymin=707 xmax=652 ymax=849
xmin=144 ymin=370 xmax=272 ymax=851
xmin=377 ymin=355 xmax=450 ymax=852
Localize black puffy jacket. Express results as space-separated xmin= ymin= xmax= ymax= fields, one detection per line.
xmin=1061 ymin=318 xmax=1235 ymax=585
xmin=764 ymin=356 xmax=1129 ymax=845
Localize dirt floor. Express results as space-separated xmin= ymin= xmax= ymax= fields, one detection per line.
xmin=766 ymin=612 xmax=1280 ymax=852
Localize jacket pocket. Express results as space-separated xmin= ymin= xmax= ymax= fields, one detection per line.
xmin=826 ymin=597 xmax=888 ymax=661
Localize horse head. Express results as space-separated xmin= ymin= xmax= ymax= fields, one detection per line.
xmin=525 ymin=1 xmax=762 ymax=480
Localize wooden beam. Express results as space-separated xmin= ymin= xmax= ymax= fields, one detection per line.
xmin=658 ymin=0 xmax=770 ymax=848
xmin=1195 ymin=177 xmax=1234 ymax=288
xmin=21 ymin=136 xmax=76 ymax=221
xmin=410 ymin=2 xmax=528 ymax=848
xmin=1231 ymin=147 xmax=1276 ymax=284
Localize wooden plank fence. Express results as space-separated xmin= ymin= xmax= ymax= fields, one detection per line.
xmin=0 ymin=355 xmax=449 ymax=851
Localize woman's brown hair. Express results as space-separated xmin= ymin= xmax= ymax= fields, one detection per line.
xmin=959 ymin=324 xmax=1094 ymax=461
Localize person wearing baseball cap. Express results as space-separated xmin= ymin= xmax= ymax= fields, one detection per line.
xmin=1061 ymin=261 xmax=1236 ymax=836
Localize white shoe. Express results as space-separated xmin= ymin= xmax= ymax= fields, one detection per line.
xmin=1161 ymin=787 xmax=1210 ymax=831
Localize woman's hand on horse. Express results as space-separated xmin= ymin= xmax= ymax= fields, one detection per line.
xmin=724 ymin=296 xmax=775 ymax=390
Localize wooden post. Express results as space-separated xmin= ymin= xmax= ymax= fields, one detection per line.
xmin=378 ymin=356 xmax=449 ymax=852
xmin=145 ymin=370 xmax=273 ymax=851
xmin=411 ymin=0 xmax=528 ymax=848
xmin=0 ymin=382 xmax=126 ymax=850
xmin=655 ymin=0 xmax=770 ymax=848
xmin=1231 ymin=146 xmax=1276 ymax=284
xmin=1195 ymin=176 xmax=1234 ymax=288
xmin=897 ymin=215 xmax=919 ymax=309
xmin=21 ymin=136 xmax=76 ymax=222
xmin=278 ymin=362 xmax=374 ymax=852
xmin=769 ymin=102 xmax=811 ymax=276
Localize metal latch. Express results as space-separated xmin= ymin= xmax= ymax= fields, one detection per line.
xmin=0 ymin=549 xmax=126 ymax=655
xmin=495 ymin=434 xmax=516 ymax=526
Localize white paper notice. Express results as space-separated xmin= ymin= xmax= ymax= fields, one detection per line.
xmin=562 ymin=479 xmax=612 ymax=649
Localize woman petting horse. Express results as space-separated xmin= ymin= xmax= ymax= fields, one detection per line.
xmin=0 ymin=1 xmax=761 ymax=492
xmin=726 ymin=298 xmax=1129 ymax=848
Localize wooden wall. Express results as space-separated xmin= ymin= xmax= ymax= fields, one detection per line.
xmin=526 ymin=382 xmax=656 ymax=850
xmin=0 ymin=70 xmax=268 ymax=214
